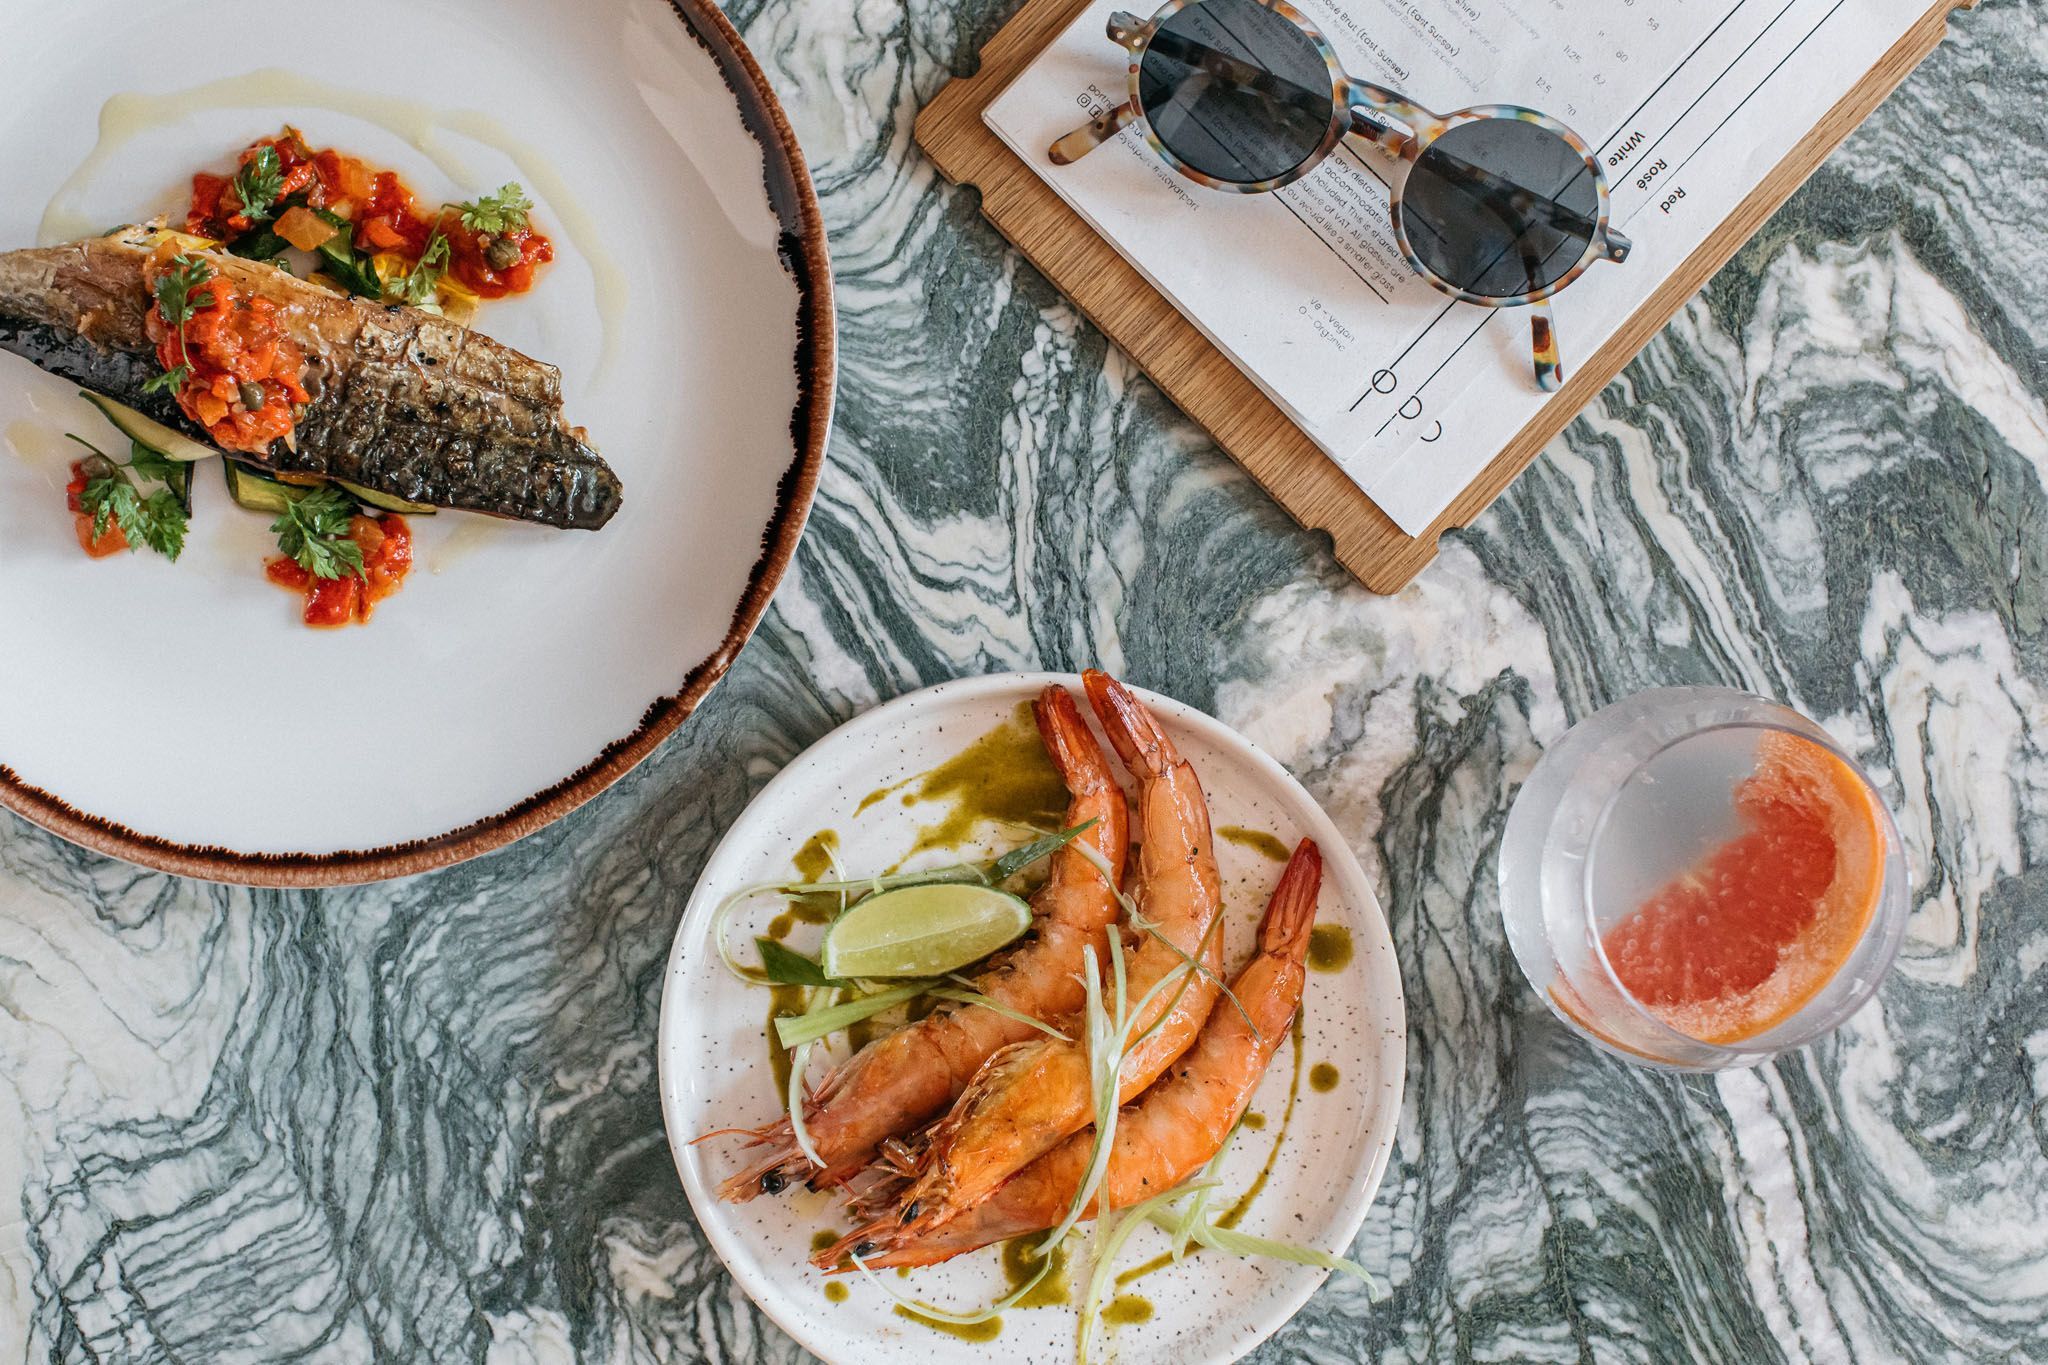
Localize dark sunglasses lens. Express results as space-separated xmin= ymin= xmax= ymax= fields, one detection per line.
xmin=1402 ymin=118 xmax=1598 ymax=298
xmin=1137 ymin=0 xmax=1333 ymax=185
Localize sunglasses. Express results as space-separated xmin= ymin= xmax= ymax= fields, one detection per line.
xmin=1049 ymin=0 xmax=1631 ymax=391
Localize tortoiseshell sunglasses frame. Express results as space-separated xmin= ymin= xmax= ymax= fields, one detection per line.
xmin=1049 ymin=0 xmax=1632 ymax=392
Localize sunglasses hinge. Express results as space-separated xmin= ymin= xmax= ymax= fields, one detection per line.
xmin=1106 ymin=11 xmax=1148 ymax=50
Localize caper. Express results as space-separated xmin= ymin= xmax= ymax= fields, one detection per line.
xmin=75 ymin=453 xmax=118 ymax=482
xmin=238 ymin=380 xmax=266 ymax=410
xmin=485 ymin=237 xmax=522 ymax=271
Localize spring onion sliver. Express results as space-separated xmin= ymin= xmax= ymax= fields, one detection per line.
xmin=772 ymin=982 xmax=931 ymax=1050
xmin=924 ymin=986 xmax=1070 ymax=1041
xmin=711 ymin=881 xmax=789 ymax=984
xmin=1072 ymin=839 xmax=1138 ymax=918
xmin=1038 ymin=939 xmax=1194 ymax=1257
xmin=1170 ymin=1132 xmax=1235 ymax=1261
xmin=776 ymin=864 xmax=985 ymax=896
xmin=847 ymin=1247 xmax=1054 ymax=1326
xmin=1079 ymin=1184 xmax=1216 ymax=1364
xmin=1133 ymin=904 xmax=1259 ymax=1040
xmin=786 ymin=1039 xmax=825 ymax=1169
xmin=1142 ymin=1209 xmax=1374 ymax=1287
xmin=1039 ymin=941 xmax=1122 ymax=1256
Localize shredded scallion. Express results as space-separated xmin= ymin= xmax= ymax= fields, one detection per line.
xmin=847 ymin=1246 xmax=1054 ymax=1326
xmin=785 ymin=1039 xmax=825 ymax=1169
xmin=1142 ymin=1208 xmax=1374 ymax=1286
xmin=773 ymin=982 xmax=932 ymax=1050
xmin=1079 ymin=1184 xmax=1215 ymax=1362
xmin=1169 ymin=1132 xmax=1234 ymax=1261
xmin=924 ymin=986 xmax=1071 ymax=1041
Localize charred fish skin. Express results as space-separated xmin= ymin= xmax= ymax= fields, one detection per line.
xmin=0 ymin=233 xmax=622 ymax=530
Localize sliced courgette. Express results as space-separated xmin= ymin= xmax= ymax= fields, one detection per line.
xmin=164 ymin=460 xmax=194 ymax=515
xmin=334 ymin=478 xmax=436 ymax=516
xmin=221 ymin=461 xmax=298 ymax=515
xmin=81 ymin=394 xmax=218 ymax=463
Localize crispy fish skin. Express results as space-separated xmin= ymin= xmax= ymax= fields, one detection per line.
xmin=0 ymin=231 xmax=621 ymax=529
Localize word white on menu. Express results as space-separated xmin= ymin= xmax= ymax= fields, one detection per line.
xmin=984 ymin=0 xmax=1932 ymax=535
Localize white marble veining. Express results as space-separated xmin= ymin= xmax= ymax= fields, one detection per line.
xmin=3 ymin=0 xmax=2046 ymax=1360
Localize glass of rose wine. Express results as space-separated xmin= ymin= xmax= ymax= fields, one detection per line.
xmin=1499 ymin=688 xmax=1910 ymax=1070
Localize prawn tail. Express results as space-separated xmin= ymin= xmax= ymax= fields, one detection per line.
xmin=1261 ymin=839 xmax=1323 ymax=960
xmin=1035 ymin=685 xmax=1116 ymax=797
xmin=1081 ymin=670 xmax=1181 ymax=778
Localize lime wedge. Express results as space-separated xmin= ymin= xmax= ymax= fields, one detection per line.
xmin=820 ymin=883 xmax=1033 ymax=979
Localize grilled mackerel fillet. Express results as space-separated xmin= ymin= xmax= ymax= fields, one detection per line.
xmin=0 ymin=229 xmax=621 ymax=529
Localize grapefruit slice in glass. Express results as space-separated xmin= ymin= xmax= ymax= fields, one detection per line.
xmin=1595 ymin=730 xmax=1886 ymax=1044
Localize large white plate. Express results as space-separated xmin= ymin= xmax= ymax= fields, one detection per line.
xmin=0 ymin=0 xmax=832 ymax=883
xmin=658 ymin=673 xmax=1406 ymax=1365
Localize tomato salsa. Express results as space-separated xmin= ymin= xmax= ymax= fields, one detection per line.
xmin=144 ymin=245 xmax=309 ymax=456
xmin=266 ymin=514 xmax=413 ymax=628
xmin=185 ymin=128 xmax=553 ymax=301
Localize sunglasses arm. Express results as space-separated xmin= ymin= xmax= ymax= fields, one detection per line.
xmin=1529 ymin=300 xmax=1563 ymax=393
xmin=1050 ymin=100 xmax=1139 ymax=165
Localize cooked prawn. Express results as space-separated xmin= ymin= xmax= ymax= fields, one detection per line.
xmin=839 ymin=669 xmax=1224 ymax=1250
xmin=820 ymin=839 xmax=1321 ymax=1271
xmin=712 ymin=684 xmax=1129 ymax=1200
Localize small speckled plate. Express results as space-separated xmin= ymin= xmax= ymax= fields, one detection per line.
xmin=658 ymin=673 xmax=1406 ymax=1365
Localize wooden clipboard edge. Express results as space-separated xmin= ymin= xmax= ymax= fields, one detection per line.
xmin=915 ymin=0 xmax=1973 ymax=593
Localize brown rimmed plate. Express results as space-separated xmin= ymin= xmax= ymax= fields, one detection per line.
xmin=0 ymin=0 xmax=832 ymax=884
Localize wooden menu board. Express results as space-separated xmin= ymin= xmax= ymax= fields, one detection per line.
xmin=913 ymin=0 xmax=1975 ymax=593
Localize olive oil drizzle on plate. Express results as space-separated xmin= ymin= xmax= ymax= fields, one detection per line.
xmin=1218 ymin=825 xmax=1291 ymax=861
xmin=38 ymin=68 xmax=628 ymax=370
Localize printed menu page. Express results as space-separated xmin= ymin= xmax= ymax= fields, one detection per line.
xmin=984 ymin=0 xmax=1933 ymax=535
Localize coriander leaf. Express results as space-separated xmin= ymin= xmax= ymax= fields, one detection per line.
xmin=127 ymin=441 xmax=178 ymax=483
xmin=388 ymin=232 xmax=451 ymax=306
xmin=756 ymin=938 xmax=839 ymax=988
xmin=141 ymin=364 xmax=191 ymax=396
xmin=457 ymin=183 xmax=533 ymax=234
xmin=271 ymin=485 xmax=365 ymax=581
xmin=133 ymin=489 xmax=188 ymax=561
xmin=153 ymin=255 xmax=216 ymax=328
xmin=233 ymin=145 xmax=285 ymax=221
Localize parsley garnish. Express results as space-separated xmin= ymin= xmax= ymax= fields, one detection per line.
xmin=68 ymin=432 xmax=189 ymax=562
xmin=126 ymin=440 xmax=178 ymax=484
xmin=233 ymin=145 xmax=285 ymax=221
xmin=79 ymin=480 xmax=189 ymax=560
xmin=150 ymin=254 xmax=216 ymax=397
xmin=457 ymin=183 xmax=532 ymax=235
xmin=389 ymin=232 xmax=451 ymax=306
xmin=141 ymin=364 xmax=190 ymax=396
xmin=153 ymin=255 xmax=216 ymax=328
xmin=271 ymin=485 xmax=365 ymax=581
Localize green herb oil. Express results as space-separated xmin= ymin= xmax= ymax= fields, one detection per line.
xmin=1307 ymin=924 xmax=1354 ymax=973
xmin=1217 ymin=825 xmax=1290 ymax=861
xmin=1000 ymin=1236 xmax=1071 ymax=1307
